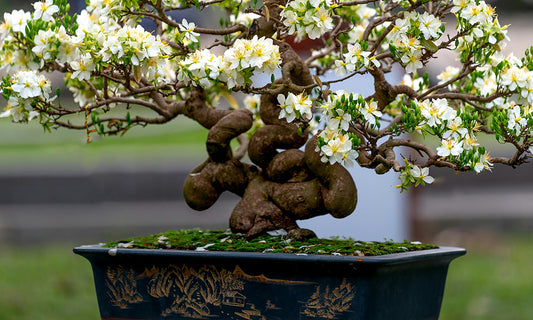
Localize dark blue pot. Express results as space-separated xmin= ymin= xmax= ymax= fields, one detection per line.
xmin=74 ymin=245 xmax=465 ymax=320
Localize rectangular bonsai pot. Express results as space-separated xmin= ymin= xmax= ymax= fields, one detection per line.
xmin=74 ymin=245 xmax=465 ymax=320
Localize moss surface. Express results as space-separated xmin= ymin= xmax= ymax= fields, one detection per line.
xmin=104 ymin=229 xmax=438 ymax=256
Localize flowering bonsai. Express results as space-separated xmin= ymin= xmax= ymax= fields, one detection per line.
xmin=1 ymin=0 xmax=532 ymax=240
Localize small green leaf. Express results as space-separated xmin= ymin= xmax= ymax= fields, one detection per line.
xmin=421 ymin=38 xmax=438 ymax=52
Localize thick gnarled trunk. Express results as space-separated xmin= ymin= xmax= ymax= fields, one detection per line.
xmin=183 ymin=36 xmax=358 ymax=239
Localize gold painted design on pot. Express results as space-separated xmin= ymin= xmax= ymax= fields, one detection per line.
xmin=301 ymin=279 xmax=355 ymax=319
xmin=105 ymin=266 xmax=143 ymax=309
xmin=145 ymin=264 xmax=245 ymax=318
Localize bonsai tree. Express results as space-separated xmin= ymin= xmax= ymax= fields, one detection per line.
xmin=1 ymin=0 xmax=532 ymax=239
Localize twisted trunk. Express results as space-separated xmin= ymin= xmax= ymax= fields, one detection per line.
xmin=183 ymin=20 xmax=358 ymax=239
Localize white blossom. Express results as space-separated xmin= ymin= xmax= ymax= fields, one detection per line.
xmin=437 ymin=138 xmax=464 ymax=157
xmin=3 ymin=10 xmax=31 ymax=34
xmin=474 ymin=72 xmax=497 ymax=96
xmin=507 ymin=105 xmax=528 ymax=132
xmin=360 ymin=100 xmax=382 ymax=126
xmin=71 ymin=53 xmax=96 ymax=81
xmin=33 ymin=0 xmax=60 ymax=22
xmin=410 ymin=166 xmax=435 ymax=184
xmin=501 ymin=65 xmax=528 ymax=92
xmin=419 ymin=99 xmax=456 ymax=127
xmin=179 ymin=18 xmax=199 ymax=42
xmin=443 ymin=117 xmax=468 ymax=140
xmin=418 ymin=12 xmax=442 ymax=40
xmin=320 ymin=132 xmax=353 ymax=165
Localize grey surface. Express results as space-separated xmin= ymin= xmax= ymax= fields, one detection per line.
xmin=0 ymin=168 xmax=239 ymax=245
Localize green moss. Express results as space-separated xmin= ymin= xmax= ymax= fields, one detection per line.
xmin=104 ymin=229 xmax=438 ymax=256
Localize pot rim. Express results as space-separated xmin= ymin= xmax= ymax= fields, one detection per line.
xmin=73 ymin=244 xmax=466 ymax=265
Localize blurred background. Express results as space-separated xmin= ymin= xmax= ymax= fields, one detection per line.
xmin=1 ymin=0 xmax=533 ymax=319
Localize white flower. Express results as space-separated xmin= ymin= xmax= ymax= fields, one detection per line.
xmin=451 ymin=0 xmax=470 ymax=14
xmin=337 ymin=42 xmax=378 ymax=73
xmin=305 ymin=7 xmax=334 ymax=39
xmin=32 ymin=29 xmax=56 ymax=60
xmin=71 ymin=53 xmax=95 ymax=81
xmin=461 ymin=1 xmax=494 ymax=25
xmin=277 ymin=92 xmax=312 ymax=122
xmin=328 ymin=109 xmax=351 ymax=131
xmin=472 ymin=152 xmax=492 ymax=173
xmin=360 ymin=100 xmax=382 ymax=126
xmin=247 ymin=36 xmax=276 ymax=69
xmin=293 ymin=93 xmax=313 ymax=120
xmin=334 ymin=60 xmax=350 ymax=76
xmin=474 ymin=72 xmax=497 ymax=96
xmin=280 ymin=0 xmax=334 ymax=40
xmin=179 ymin=18 xmax=199 ymax=42
xmin=401 ymin=50 xmax=423 ymax=74
xmin=348 ymin=23 xmax=366 ymax=42
xmin=389 ymin=15 xmax=410 ymax=43
xmin=320 ymin=132 xmax=353 ymax=165
xmin=4 ymin=10 xmax=31 ymax=34
xmin=56 ymin=26 xmax=80 ymax=64
xmin=100 ymin=34 xmax=124 ymax=62
xmin=342 ymin=149 xmax=359 ymax=167
xmin=278 ymin=93 xmax=297 ymax=123
xmin=486 ymin=96 xmax=505 ymax=110
xmin=521 ymin=75 xmax=533 ymax=104
xmin=462 ymin=133 xmax=479 ymax=151
xmin=442 ymin=117 xmax=468 ymax=140
xmin=410 ymin=166 xmax=435 ymax=184
xmin=230 ymin=12 xmax=260 ymax=26
xmin=280 ymin=9 xmax=299 ymax=35
xmin=221 ymin=36 xmax=280 ymax=84
xmin=11 ymin=70 xmax=51 ymax=99
xmin=33 ymin=0 xmax=60 ymax=22
xmin=436 ymin=138 xmax=464 ymax=157
xmin=501 ymin=65 xmax=528 ymax=91
xmin=355 ymin=4 xmax=376 ymax=21
xmin=0 ymin=105 xmax=39 ymax=122
xmin=437 ymin=66 xmax=460 ymax=89
xmin=244 ymin=95 xmax=260 ymax=112
xmin=400 ymin=74 xmax=426 ymax=91
xmin=507 ymin=105 xmax=527 ymax=132
xmin=419 ymin=98 xmax=456 ymax=127
xmin=418 ymin=12 xmax=442 ymax=40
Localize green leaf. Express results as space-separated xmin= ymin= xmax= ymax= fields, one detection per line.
xmin=421 ymin=39 xmax=438 ymax=52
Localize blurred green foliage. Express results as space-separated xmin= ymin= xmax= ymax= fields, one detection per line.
xmin=0 ymin=117 xmax=208 ymax=169
xmin=441 ymin=234 xmax=533 ymax=320
xmin=0 ymin=245 xmax=99 ymax=320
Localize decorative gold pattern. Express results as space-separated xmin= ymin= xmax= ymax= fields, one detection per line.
xmin=145 ymin=264 xmax=244 ymax=318
xmin=235 ymin=304 xmax=266 ymax=319
xmin=232 ymin=265 xmax=315 ymax=285
xmin=103 ymin=263 xmax=355 ymax=319
xmin=105 ymin=266 xmax=143 ymax=309
xmin=301 ymin=279 xmax=355 ymax=319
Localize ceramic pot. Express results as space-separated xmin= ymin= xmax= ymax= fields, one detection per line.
xmin=74 ymin=245 xmax=465 ymax=320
